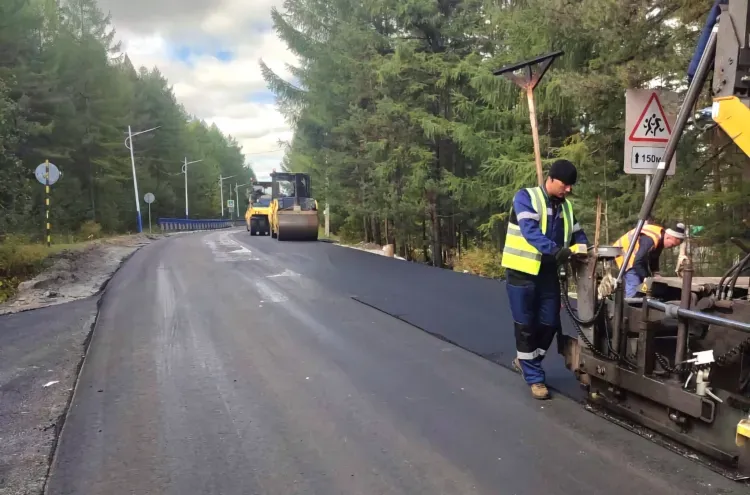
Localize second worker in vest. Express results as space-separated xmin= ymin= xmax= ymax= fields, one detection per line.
xmin=501 ymin=159 xmax=589 ymax=400
xmin=614 ymin=222 xmax=686 ymax=298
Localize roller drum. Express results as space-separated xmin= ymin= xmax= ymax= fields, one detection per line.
xmin=276 ymin=211 xmax=319 ymax=241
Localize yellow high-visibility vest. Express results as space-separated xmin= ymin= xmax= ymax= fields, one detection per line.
xmin=614 ymin=224 xmax=663 ymax=270
xmin=501 ymin=187 xmax=574 ymax=275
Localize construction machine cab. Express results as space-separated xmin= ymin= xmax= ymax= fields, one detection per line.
xmin=271 ymin=172 xmax=315 ymax=208
xmin=269 ymin=172 xmax=319 ymax=241
xmin=246 ymin=181 xmax=273 ymax=236
xmin=250 ymin=181 xmax=272 ymax=207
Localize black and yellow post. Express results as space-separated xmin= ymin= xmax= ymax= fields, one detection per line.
xmin=45 ymin=159 xmax=51 ymax=247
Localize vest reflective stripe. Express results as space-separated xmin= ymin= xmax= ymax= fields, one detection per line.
xmin=501 ymin=187 xmax=575 ymax=275
xmin=614 ymin=224 xmax=663 ymax=270
xmin=561 ymin=200 xmax=573 ymax=248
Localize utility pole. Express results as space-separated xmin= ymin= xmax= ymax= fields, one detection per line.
xmin=235 ymin=182 xmax=250 ymax=217
xmin=124 ymin=125 xmax=160 ymax=232
xmin=219 ymin=174 xmax=237 ymax=218
xmin=325 ymin=167 xmax=330 ymax=237
xmin=182 ymin=157 xmax=203 ymax=218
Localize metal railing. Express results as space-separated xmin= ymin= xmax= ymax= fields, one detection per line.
xmin=158 ymin=218 xmax=235 ymax=232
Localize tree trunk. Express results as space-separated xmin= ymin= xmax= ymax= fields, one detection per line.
xmin=422 ymin=216 xmax=430 ymax=263
xmin=372 ymin=215 xmax=381 ymax=245
xmin=429 ymin=197 xmax=442 ymax=267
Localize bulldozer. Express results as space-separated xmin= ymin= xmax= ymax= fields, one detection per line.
xmin=269 ymin=171 xmax=319 ymax=241
xmin=556 ymin=0 xmax=750 ymax=480
xmin=246 ymin=181 xmax=272 ymax=236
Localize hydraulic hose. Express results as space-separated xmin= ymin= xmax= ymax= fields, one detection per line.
xmin=560 ymin=272 xmax=605 ymax=326
xmin=727 ymin=254 xmax=750 ymax=299
xmin=718 ymin=252 xmax=750 ymax=299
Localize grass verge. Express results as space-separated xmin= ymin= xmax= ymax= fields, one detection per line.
xmin=452 ymin=247 xmax=506 ymax=279
xmin=0 ymin=237 xmax=88 ymax=303
xmin=318 ymin=226 xmax=340 ymax=242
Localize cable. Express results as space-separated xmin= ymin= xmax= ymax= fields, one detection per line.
xmin=727 ymin=254 xmax=750 ymax=299
xmin=718 ymin=252 xmax=750 ymax=299
xmin=560 ymin=274 xmax=606 ymax=326
xmin=654 ymin=334 xmax=750 ymax=375
xmin=559 ymin=262 xmax=750 ymax=375
xmin=558 ymin=266 xmax=623 ymax=362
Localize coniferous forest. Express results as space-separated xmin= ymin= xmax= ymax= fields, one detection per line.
xmin=262 ymin=0 xmax=750 ymax=273
xmin=0 ymin=0 xmax=251 ymax=237
xmin=2 ymin=0 xmax=749 ymax=276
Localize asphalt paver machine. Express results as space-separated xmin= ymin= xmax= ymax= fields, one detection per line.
xmin=559 ymin=0 xmax=750 ymax=480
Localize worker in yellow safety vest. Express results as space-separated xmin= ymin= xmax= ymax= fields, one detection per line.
xmin=501 ymin=159 xmax=589 ymax=400
xmin=614 ymin=222 xmax=685 ymax=298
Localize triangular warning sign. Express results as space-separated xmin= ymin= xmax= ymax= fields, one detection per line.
xmin=629 ymin=92 xmax=672 ymax=142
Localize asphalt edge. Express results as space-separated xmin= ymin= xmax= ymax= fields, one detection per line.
xmin=39 ymin=242 xmax=150 ymax=495
xmin=0 ymin=238 xmax=156 ymax=317
xmin=348 ymin=295 xmax=582 ymax=400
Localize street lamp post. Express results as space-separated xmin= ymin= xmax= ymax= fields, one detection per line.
xmin=234 ymin=182 xmax=250 ymax=216
xmin=124 ymin=125 xmax=160 ymax=232
xmin=219 ymin=174 xmax=237 ymax=218
xmin=182 ymin=157 xmax=203 ymax=218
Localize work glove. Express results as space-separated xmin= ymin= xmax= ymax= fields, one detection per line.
xmin=676 ymin=254 xmax=689 ymax=278
xmin=554 ymin=247 xmax=571 ymax=265
xmin=597 ymin=273 xmax=616 ymax=299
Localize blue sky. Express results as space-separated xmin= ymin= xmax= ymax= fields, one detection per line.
xmin=247 ymin=90 xmax=277 ymax=105
xmin=170 ymin=45 xmax=236 ymax=65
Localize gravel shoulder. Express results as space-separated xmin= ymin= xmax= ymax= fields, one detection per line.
xmin=0 ymin=234 xmax=155 ymax=494
xmin=0 ymin=235 xmax=153 ymax=316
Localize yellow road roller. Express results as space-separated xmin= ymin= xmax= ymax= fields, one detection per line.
xmin=245 ymin=181 xmax=272 ymax=235
xmin=269 ymin=171 xmax=319 ymax=241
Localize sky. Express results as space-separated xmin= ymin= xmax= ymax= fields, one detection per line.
xmin=99 ymin=0 xmax=298 ymax=181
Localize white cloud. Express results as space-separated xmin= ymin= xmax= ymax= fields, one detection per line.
xmin=106 ymin=0 xmax=296 ymax=180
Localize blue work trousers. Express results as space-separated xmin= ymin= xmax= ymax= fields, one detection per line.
xmin=506 ymin=270 xmax=561 ymax=385
xmin=624 ymin=269 xmax=643 ymax=298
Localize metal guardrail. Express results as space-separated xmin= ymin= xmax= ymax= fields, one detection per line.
xmin=157 ymin=218 xmax=235 ymax=232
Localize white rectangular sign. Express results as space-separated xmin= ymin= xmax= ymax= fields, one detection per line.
xmin=630 ymin=146 xmax=670 ymax=171
xmin=624 ymin=89 xmax=678 ymax=175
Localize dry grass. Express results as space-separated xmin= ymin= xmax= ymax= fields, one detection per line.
xmin=452 ymin=247 xmax=506 ymax=279
xmin=0 ymin=235 xmax=89 ymax=303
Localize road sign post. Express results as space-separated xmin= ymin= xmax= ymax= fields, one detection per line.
xmin=144 ymin=193 xmax=155 ymax=234
xmin=35 ymin=160 xmax=61 ymax=246
xmin=624 ymin=89 xmax=679 ymax=184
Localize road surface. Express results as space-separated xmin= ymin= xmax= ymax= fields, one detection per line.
xmin=47 ymin=229 xmax=743 ymax=494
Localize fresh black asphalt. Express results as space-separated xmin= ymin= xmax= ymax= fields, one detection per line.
xmin=44 ymin=230 xmax=743 ymax=494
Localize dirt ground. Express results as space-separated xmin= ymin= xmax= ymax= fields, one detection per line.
xmin=341 ymin=241 xmax=406 ymax=260
xmin=0 ymin=233 xmax=156 ymax=494
xmin=0 ymin=235 xmax=154 ymax=316
xmin=0 ymin=299 xmax=98 ymax=495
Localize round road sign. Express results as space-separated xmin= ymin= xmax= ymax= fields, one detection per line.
xmin=34 ymin=163 xmax=61 ymax=185
xmin=144 ymin=192 xmax=155 ymax=204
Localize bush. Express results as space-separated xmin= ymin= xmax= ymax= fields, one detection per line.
xmin=453 ymin=247 xmax=506 ymax=279
xmin=0 ymin=238 xmax=51 ymax=302
xmin=79 ymin=220 xmax=103 ymax=240
xmin=337 ymin=216 xmax=365 ymax=244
